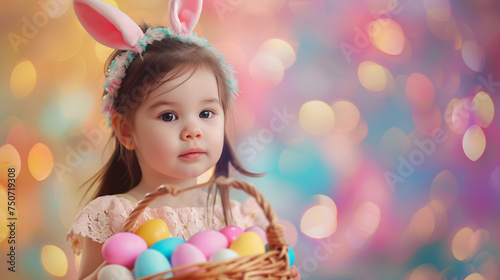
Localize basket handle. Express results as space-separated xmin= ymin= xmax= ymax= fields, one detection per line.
xmin=122 ymin=176 xmax=287 ymax=251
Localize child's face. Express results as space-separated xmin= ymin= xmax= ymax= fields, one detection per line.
xmin=131 ymin=67 xmax=225 ymax=182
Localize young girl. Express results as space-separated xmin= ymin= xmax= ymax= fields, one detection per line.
xmin=67 ymin=0 xmax=300 ymax=279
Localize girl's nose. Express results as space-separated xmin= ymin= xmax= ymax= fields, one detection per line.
xmin=181 ymin=124 xmax=203 ymax=140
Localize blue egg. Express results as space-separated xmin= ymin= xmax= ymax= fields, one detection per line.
xmin=287 ymin=246 xmax=295 ymax=267
xmin=150 ymin=237 xmax=186 ymax=262
xmin=134 ymin=249 xmax=173 ymax=279
xmin=265 ymin=244 xmax=269 ymax=252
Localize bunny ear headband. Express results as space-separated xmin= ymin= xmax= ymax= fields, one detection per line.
xmin=73 ymin=0 xmax=238 ymax=125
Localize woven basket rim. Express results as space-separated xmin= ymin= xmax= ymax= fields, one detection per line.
xmin=105 ymin=176 xmax=292 ymax=280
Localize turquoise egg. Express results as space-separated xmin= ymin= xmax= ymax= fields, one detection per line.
xmin=287 ymin=246 xmax=295 ymax=267
xmin=134 ymin=249 xmax=173 ymax=279
xmin=151 ymin=237 xmax=186 ymax=262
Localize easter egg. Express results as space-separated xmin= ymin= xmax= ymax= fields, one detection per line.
xmin=134 ymin=249 xmax=173 ymax=279
xmin=135 ymin=219 xmax=170 ymax=247
xmin=287 ymin=246 xmax=295 ymax=267
xmin=150 ymin=237 xmax=186 ymax=261
xmin=220 ymin=225 xmax=244 ymax=246
xmin=188 ymin=230 xmax=228 ymax=259
xmin=209 ymin=249 xmax=239 ymax=262
xmin=102 ymin=232 xmax=148 ymax=267
xmin=97 ymin=264 xmax=134 ymax=280
xmin=171 ymin=243 xmax=207 ymax=275
xmin=245 ymin=226 xmax=268 ymax=244
xmin=229 ymin=231 xmax=265 ymax=256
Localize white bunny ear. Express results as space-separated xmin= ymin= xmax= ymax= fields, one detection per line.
xmin=73 ymin=0 xmax=144 ymax=51
xmin=169 ymin=0 xmax=203 ymax=37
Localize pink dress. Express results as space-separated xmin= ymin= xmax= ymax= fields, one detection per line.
xmin=66 ymin=194 xmax=269 ymax=255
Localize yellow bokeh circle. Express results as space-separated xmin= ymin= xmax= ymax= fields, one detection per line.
xmin=10 ymin=60 xmax=37 ymax=99
xmin=299 ymin=100 xmax=335 ymax=135
xmin=462 ymin=125 xmax=486 ymax=161
xmin=41 ymin=245 xmax=68 ymax=277
xmin=28 ymin=143 xmax=54 ymax=181
xmin=358 ymin=61 xmax=392 ymax=92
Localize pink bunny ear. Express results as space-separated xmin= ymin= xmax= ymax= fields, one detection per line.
xmin=73 ymin=0 xmax=144 ymax=51
xmin=169 ymin=0 xmax=203 ymax=37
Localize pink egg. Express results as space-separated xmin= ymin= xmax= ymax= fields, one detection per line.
xmin=187 ymin=230 xmax=228 ymax=259
xmin=171 ymin=243 xmax=207 ymax=275
xmin=220 ymin=226 xmax=244 ymax=246
xmin=245 ymin=226 xmax=268 ymax=244
xmin=102 ymin=232 xmax=148 ymax=268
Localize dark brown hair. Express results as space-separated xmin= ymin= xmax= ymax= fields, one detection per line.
xmin=82 ymin=25 xmax=261 ymax=225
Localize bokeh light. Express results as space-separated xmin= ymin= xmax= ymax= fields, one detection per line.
xmin=59 ymin=90 xmax=95 ymax=122
xmin=300 ymin=196 xmax=338 ymax=239
xmin=348 ymin=117 xmax=369 ymax=143
xmin=259 ymin=39 xmax=296 ymax=70
xmin=408 ymin=205 xmax=435 ymax=242
xmin=380 ymin=127 xmax=407 ymax=158
xmin=461 ymin=40 xmax=485 ymax=72
xmin=0 ymin=186 xmax=7 ymax=243
xmin=430 ymin=170 xmax=459 ymax=209
xmin=464 ymin=273 xmax=485 ymax=280
xmin=412 ymin=105 xmax=442 ymax=136
xmin=445 ymin=98 xmax=472 ymax=134
xmin=0 ymin=144 xmax=21 ymax=185
xmin=345 ymin=201 xmax=381 ymax=248
xmin=10 ymin=60 xmax=37 ymax=99
xmin=299 ymin=100 xmax=335 ymax=135
xmin=452 ymin=227 xmax=475 ymax=261
xmin=28 ymin=143 xmax=54 ymax=181
xmin=425 ymin=0 xmax=459 ymax=41
xmin=462 ymin=125 xmax=486 ymax=161
xmin=369 ymin=19 xmax=405 ymax=55
xmin=358 ymin=61 xmax=393 ymax=93
xmin=249 ymin=52 xmax=284 ymax=86
xmin=423 ymin=0 xmax=452 ymax=22
xmin=405 ymin=73 xmax=435 ymax=111
xmin=407 ymin=264 xmax=439 ymax=280
xmin=472 ymin=91 xmax=495 ymax=128
xmin=278 ymin=219 xmax=298 ymax=247
xmin=331 ymin=100 xmax=360 ymax=133
xmin=41 ymin=245 xmax=68 ymax=277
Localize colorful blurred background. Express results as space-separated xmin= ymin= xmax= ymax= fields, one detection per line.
xmin=1 ymin=0 xmax=500 ymax=279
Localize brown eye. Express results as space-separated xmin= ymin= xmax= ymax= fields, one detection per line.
xmin=160 ymin=112 xmax=177 ymax=122
xmin=199 ymin=110 xmax=213 ymax=119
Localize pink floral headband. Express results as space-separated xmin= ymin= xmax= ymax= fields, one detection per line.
xmin=73 ymin=0 xmax=238 ymax=125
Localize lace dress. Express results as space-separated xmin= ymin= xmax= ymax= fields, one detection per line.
xmin=66 ymin=194 xmax=269 ymax=255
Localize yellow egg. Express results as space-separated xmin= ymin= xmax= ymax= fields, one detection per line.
xmin=229 ymin=232 xmax=265 ymax=256
xmin=135 ymin=219 xmax=170 ymax=247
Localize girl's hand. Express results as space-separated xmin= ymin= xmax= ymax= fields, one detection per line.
xmin=291 ymin=266 xmax=301 ymax=280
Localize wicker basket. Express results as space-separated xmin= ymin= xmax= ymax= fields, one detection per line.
xmin=116 ymin=176 xmax=292 ymax=280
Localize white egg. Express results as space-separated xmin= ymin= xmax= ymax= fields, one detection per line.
xmin=209 ymin=249 xmax=239 ymax=262
xmin=97 ymin=264 xmax=134 ymax=280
